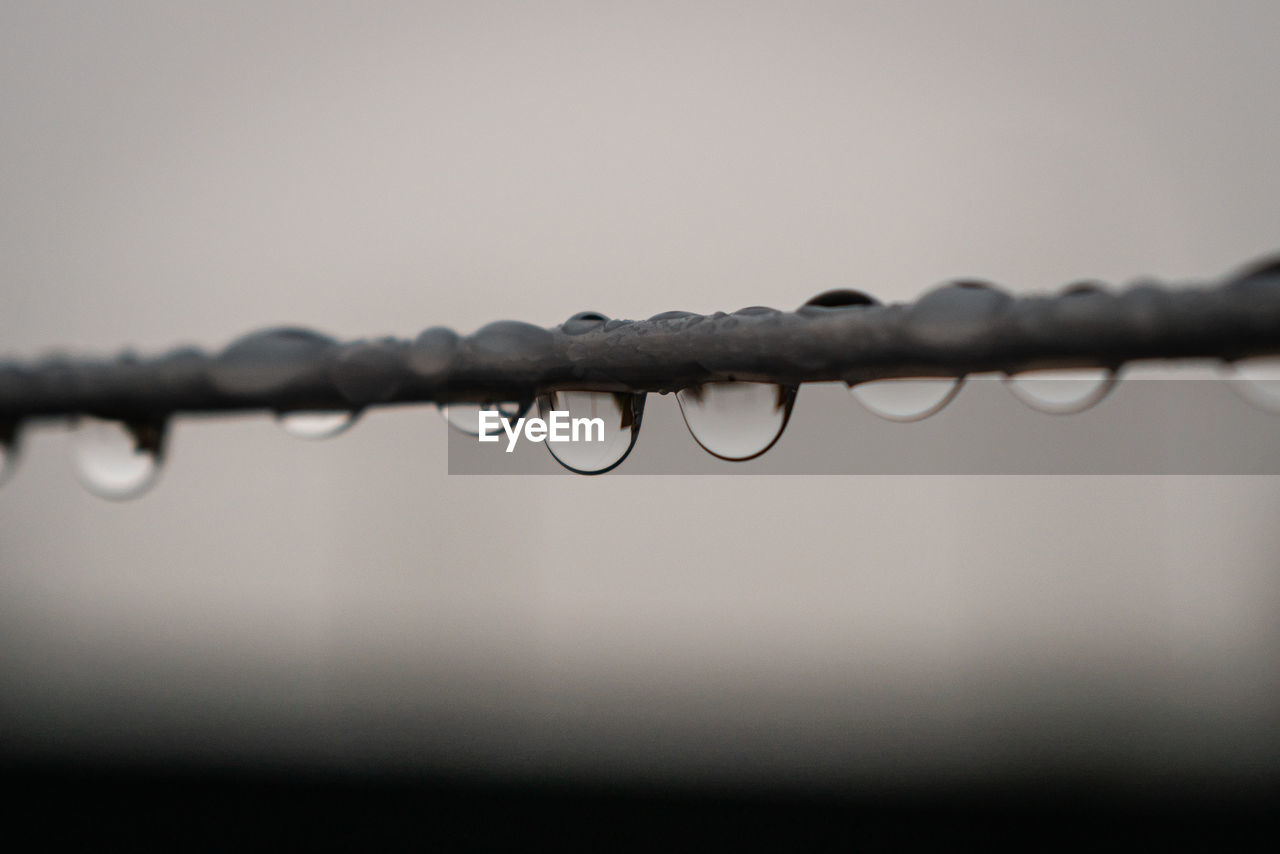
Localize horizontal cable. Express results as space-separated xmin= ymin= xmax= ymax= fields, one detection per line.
xmin=2 ymin=256 xmax=1279 ymax=423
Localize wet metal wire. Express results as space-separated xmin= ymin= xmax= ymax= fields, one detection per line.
xmin=2 ymin=255 xmax=1279 ymax=424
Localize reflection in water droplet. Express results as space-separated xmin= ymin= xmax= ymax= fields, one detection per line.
xmin=676 ymin=382 xmax=796 ymax=461
xmin=438 ymin=401 xmax=527 ymax=436
xmin=0 ymin=426 xmax=18 ymax=488
xmin=850 ymin=378 xmax=962 ymax=422
xmin=1226 ymin=356 xmax=1280 ymax=413
xmin=1004 ymin=368 xmax=1116 ymax=414
xmin=537 ymin=391 xmax=644 ymax=474
xmin=277 ymin=410 xmax=360 ymax=440
xmin=73 ymin=418 xmax=165 ymax=500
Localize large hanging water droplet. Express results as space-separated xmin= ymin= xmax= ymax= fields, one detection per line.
xmin=537 ymin=391 xmax=645 ymax=474
xmin=276 ymin=410 xmax=359 ymax=440
xmin=0 ymin=423 xmax=19 ymax=488
xmin=849 ymin=378 xmax=962 ymax=422
xmin=1004 ymin=368 xmax=1116 ymax=414
xmin=1225 ymin=356 xmax=1280 ymax=413
xmin=676 ymin=382 xmax=796 ymax=461
xmin=72 ymin=417 xmax=166 ymax=500
xmin=438 ymin=401 xmax=528 ymax=436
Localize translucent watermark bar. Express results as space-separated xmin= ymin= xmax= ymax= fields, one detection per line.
xmin=447 ymin=379 xmax=1280 ymax=475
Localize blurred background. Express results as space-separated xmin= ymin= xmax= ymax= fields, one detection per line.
xmin=1 ymin=0 xmax=1278 ymax=836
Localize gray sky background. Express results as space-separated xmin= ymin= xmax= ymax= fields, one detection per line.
xmin=2 ymin=1 xmax=1278 ymax=783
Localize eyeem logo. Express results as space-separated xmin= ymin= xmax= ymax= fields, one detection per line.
xmin=477 ymin=410 xmax=605 ymax=452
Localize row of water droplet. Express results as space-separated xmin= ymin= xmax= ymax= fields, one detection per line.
xmin=4 ymin=358 xmax=1274 ymax=496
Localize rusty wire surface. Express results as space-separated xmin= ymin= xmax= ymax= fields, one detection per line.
xmin=2 ymin=256 xmax=1279 ymax=423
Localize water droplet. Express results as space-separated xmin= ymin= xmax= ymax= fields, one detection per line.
xmin=800 ymin=289 xmax=878 ymax=309
xmin=850 ymin=378 xmax=962 ymax=422
xmin=73 ymin=417 xmax=166 ymax=500
xmin=1004 ymin=368 xmax=1116 ymax=414
xmin=210 ymin=327 xmax=336 ymax=397
xmin=561 ymin=311 xmax=609 ymax=335
xmin=1225 ymin=356 xmax=1280 ymax=413
xmin=438 ymin=401 xmax=528 ymax=436
xmin=905 ymin=281 xmax=1010 ymax=349
xmin=676 ymin=382 xmax=796 ymax=461
xmin=329 ymin=339 xmax=405 ymax=405
xmin=0 ymin=424 xmax=19 ymax=488
xmin=537 ymin=391 xmax=645 ymax=474
xmin=407 ymin=326 xmax=459 ymax=378
xmin=277 ymin=410 xmax=359 ymax=440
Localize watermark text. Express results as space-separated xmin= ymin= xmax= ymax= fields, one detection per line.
xmin=477 ymin=410 xmax=605 ymax=452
